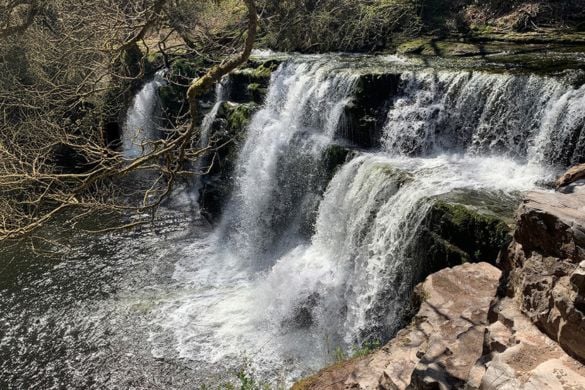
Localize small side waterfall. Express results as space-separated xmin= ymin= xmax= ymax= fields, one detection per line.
xmin=192 ymin=81 xmax=229 ymax=204
xmin=200 ymin=80 xmax=229 ymax=149
xmin=122 ymin=70 xmax=166 ymax=158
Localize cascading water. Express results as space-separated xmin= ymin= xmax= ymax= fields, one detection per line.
xmin=383 ymin=70 xmax=585 ymax=165
xmin=192 ymin=80 xmax=229 ymax=204
xmin=200 ymin=80 xmax=229 ymax=149
xmin=122 ymin=70 xmax=167 ymax=158
xmin=152 ymin=57 xmax=584 ymax=384
xmin=217 ymin=59 xmax=359 ymax=265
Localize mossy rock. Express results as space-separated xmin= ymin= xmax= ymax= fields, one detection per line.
xmin=420 ymin=197 xmax=513 ymax=268
xmin=397 ymin=38 xmax=435 ymax=54
xmin=227 ymin=59 xmax=282 ymax=104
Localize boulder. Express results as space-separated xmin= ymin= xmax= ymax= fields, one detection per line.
xmin=556 ymin=163 xmax=585 ymax=189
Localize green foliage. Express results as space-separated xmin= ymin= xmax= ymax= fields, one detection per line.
xmin=198 ymin=359 xmax=285 ymax=390
xmin=351 ymin=340 xmax=382 ymax=358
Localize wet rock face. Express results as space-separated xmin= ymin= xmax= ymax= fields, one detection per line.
xmin=503 ymin=188 xmax=585 ymax=364
xmin=417 ymin=199 xmax=512 ymax=270
xmin=227 ymin=59 xmax=282 ymax=104
xmin=342 ymin=73 xmax=401 ymax=148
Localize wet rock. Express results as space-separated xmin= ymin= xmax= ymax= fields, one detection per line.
xmin=322 ymin=144 xmax=353 ymax=182
xmin=226 ymin=59 xmax=282 ymax=104
xmin=416 ymin=196 xmax=512 ymax=271
xmin=342 ymin=73 xmax=400 ymax=148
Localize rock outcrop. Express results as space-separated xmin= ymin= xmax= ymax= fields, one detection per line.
xmin=556 ymin=163 xmax=585 ymax=188
xmin=502 ymin=188 xmax=585 ymax=364
xmin=477 ymin=296 xmax=585 ymax=389
xmin=419 ymin=196 xmax=513 ymax=270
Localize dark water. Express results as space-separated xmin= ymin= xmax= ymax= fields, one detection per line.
xmin=0 ymin=209 xmax=228 ymax=389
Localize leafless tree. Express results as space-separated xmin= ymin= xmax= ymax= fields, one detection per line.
xmin=0 ymin=0 xmax=257 ymax=241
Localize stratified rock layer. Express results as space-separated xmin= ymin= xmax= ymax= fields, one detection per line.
xmin=503 ymin=188 xmax=585 ymax=364
xmin=477 ymin=296 xmax=585 ymax=390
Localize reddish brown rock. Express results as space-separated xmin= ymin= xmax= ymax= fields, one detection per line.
xmin=556 ymin=163 xmax=585 ymax=189
xmin=476 ymin=297 xmax=585 ymax=390
xmin=503 ymin=189 xmax=585 ymax=364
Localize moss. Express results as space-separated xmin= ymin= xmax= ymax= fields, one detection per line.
xmin=225 ymin=102 xmax=258 ymax=132
xmin=170 ymin=58 xmax=205 ymax=80
xmin=246 ymin=83 xmax=267 ymax=104
xmin=228 ymin=60 xmax=282 ymax=104
xmin=397 ymin=38 xmax=434 ymax=54
xmin=427 ymin=200 xmax=512 ymax=264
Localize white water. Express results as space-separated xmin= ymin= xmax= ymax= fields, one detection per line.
xmin=149 ymin=58 xmax=584 ymax=384
xmin=217 ymin=59 xmax=359 ymax=265
xmin=192 ymin=81 xmax=229 ymax=205
xmin=122 ymin=70 xmax=166 ymax=158
xmin=383 ymin=70 xmax=585 ymax=165
xmin=200 ymin=80 xmax=229 ymax=149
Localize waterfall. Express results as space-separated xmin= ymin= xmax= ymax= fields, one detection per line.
xmin=383 ymin=70 xmax=585 ymax=166
xmin=200 ymin=80 xmax=229 ymax=149
xmin=261 ymin=154 xmax=550 ymax=347
xmin=122 ymin=70 xmax=166 ymax=158
xmin=152 ymin=57 xmax=584 ymax=384
xmin=217 ymin=59 xmax=359 ymax=266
